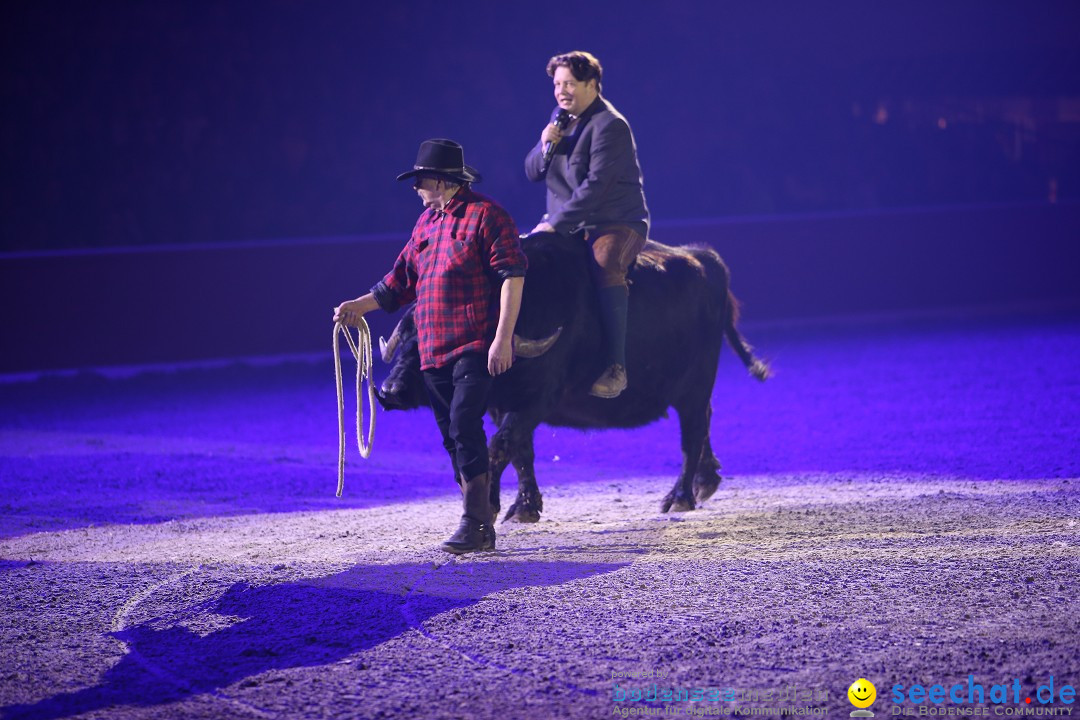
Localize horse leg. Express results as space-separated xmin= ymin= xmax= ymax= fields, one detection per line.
xmin=693 ymin=403 xmax=723 ymax=503
xmin=662 ymin=398 xmax=708 ymax=513
xmin=486 ymin=410 xmax=509 ymax=521
xmin=491 ymin=412 xmax=544 ymax=523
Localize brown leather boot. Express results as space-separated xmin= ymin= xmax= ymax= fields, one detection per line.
xmin=441 ymin=472 xmax=495 ymax=554
xmin=589 ymin=364 xmax=627 ymax=398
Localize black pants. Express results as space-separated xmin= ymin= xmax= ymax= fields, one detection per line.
xmin=422 ymin=352 xmax=492 ymax=482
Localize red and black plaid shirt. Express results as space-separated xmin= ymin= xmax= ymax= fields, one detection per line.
xmin=372 ymin=186 xmax=527 ymax=370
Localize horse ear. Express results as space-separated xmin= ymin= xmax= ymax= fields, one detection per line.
xmin=513 ymin=327 xmax=563 ymax=358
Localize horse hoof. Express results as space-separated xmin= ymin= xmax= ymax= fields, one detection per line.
xmin=693 ymin=477 xmax=720 ymax=504
xmin=503 ymin=504 xmax=541 ymax=523
xmin=668 ymin=496 xmax=696 ymax=513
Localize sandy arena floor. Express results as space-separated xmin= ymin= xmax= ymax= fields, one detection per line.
xmin=1 ymin=308 xmax=1078 ymax=720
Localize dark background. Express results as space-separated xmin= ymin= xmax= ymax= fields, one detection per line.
xmin=2 ymin=1 xmax=1079 ymax=373
xmin=3 ymin=0 xmax=1080 ymax=252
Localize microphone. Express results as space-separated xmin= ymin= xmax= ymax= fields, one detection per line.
xmin=541 ymin=109 xmax=572 ymax=169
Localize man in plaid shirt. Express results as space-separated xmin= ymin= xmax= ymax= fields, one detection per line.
xmin=335 ymin=139 xmax=526 ymax=554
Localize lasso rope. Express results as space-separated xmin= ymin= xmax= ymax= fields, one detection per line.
xmin=333 ymin=318 xmax=375 ymax=497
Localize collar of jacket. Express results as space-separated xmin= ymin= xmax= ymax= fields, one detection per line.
xmin=430 ymin=185 xmax=475 ymax=219
xmin=576 ymin=95 xmax=608 ymax=123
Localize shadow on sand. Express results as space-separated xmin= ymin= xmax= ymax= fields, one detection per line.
xmin=2 ymin=560 xmax=624 ymax=719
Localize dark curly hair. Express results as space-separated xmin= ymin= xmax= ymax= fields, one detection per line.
xmin=546 ymin=51 xmax=603 ymax=93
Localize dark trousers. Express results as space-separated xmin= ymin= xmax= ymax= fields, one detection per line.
xmin=422 ymin=352 xmax=492 ymax=482
xmin=586 ymin=224 xmax=646 ymax=366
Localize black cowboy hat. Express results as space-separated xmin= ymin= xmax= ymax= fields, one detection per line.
xmin=396 ymin=138 xmax=482 ymax=183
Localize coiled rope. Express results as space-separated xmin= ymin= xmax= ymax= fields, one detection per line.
xmin=333 ymin=319 xmax=375 ymax=497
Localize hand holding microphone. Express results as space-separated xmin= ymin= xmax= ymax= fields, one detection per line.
xmin=540 ymin=109 xmax=572 ymax=170
xmin=540 ymin=123 xmax=564 ymax=150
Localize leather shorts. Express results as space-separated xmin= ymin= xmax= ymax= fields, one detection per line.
xmin=586 ymin=224 xmax=647 ymax=288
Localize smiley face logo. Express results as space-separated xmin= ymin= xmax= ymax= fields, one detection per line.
xmin=848 ymin=679 xmax=877 ymax=708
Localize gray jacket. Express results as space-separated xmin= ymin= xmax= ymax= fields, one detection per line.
xmin=525 ymin=96 xmax=650 ymax=238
